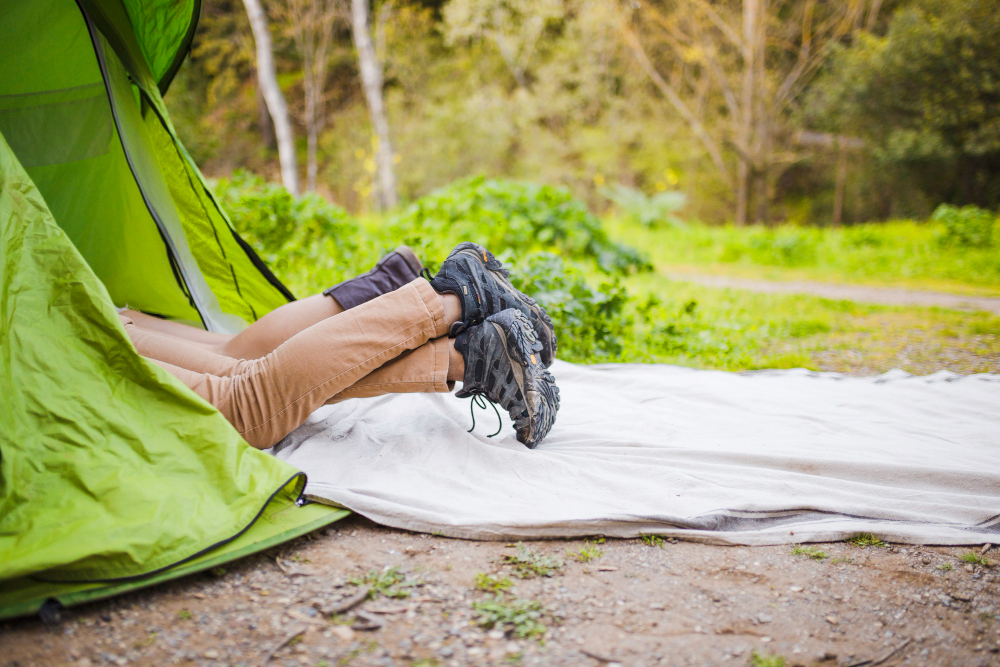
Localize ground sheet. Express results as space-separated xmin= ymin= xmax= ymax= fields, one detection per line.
xmin=272 ymin=362 xmax=1000 ymax=545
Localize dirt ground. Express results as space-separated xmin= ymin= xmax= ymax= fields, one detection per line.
xmin=2 ymin=514 xmax=998 ymax=667
xmin=666 ymin=273 xmax=1000 ymax=315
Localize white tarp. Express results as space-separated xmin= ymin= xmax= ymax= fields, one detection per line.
xmin=272 ymin=362 xmax=1000 ymax=545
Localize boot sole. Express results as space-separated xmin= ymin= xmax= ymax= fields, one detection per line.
xmin=490 ymin=310 xmax=559 ymax=448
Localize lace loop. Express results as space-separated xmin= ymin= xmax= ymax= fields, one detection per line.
xmin=468 ymin=394 xmax=503 ymax=437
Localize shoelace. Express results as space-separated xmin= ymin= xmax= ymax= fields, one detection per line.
xmin=468 ymin=394 xmax=503 ymax=437
xmin=420 ymin=267 xmax=433 ymax=281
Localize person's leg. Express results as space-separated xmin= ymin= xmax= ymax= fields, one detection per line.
xmin=120 ymin=313 xmax=250 ymax=377
xmin=135 ymin=279 xmax=459 ymax=449
xmin=214 ymin=294 xmax=344 ymax=358
xmin=119 ymin=309 xmax=234 ymax=347
xmin=322 ymin=336 xmax=464 ymax=404
xmin=120 ymin=293 xmax=344 ymax=356
xmin=222 ymin=246 xmax=423 ymax=358
xmin=122 ymin=247 xmax=425 ymax=360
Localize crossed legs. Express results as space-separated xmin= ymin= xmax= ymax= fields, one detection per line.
xmin=121 ymin=279 xmax=465 ymax=448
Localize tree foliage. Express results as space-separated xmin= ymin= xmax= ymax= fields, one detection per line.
xmin=811 ymin=0 xmax=1000 ymax=208
xmin=170 ymin=0 xmax=1000 ymax=223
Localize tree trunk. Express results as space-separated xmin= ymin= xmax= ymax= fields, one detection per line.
xmin=306 ymin=106 xmax=319 ymax=192
xmin=242 ymin=0 xmax=299 ymax=195
xmin=350 ymin=0 xmax=398 ymax=210
xmin=832 ymin=144 xmax=848 ymax=227
xmin=736 ymin=159 xmax=750 ymax=227
xmin=256 ymin=86 xmax=277 ymax=151
xmin=735 ymin=0 xmax=758 ymax=226
xmin=754 ymin=170 xmax=769 ymax=225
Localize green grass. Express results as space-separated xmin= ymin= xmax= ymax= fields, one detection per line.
xmin=791 ymin=546 xmax=829 ymax=561
xmin=846 ymin=533 xmax=887 ymax=548
xmin=608 ymin=218 xmax=1000 ymax=296
xmin=620 ymin=271 xmax=1000 ymax=375
xmin=640 ymin=534 xmax=665 ymax=548
xmin=349 ymin=566 xmax=421 ymax=598
xmin=472 ymin=594 xmax=550 ymax=639
xmin=750 ymin=650 xmax=787 ymax=667
xmin=475 ymin=573 xmax=513 ymax=592
xmin=502 ymin=543 xmax=565 ymax=578
xmin=959 ymin=552 xmax=995 ymax=567
xmin=569 ymin=540 xmax=604 ymax=563
xmin=217 ymin=174 xmax=999 ymax=373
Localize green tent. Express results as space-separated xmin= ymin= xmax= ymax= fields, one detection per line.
xmin=0 ymin=0 xmax=347 ymax=620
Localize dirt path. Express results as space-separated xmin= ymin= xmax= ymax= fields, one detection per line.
xmin=667 ymin=273 xmax=1000 ymax=314
xmin=3 ymin=515 xmax=998 ymax=667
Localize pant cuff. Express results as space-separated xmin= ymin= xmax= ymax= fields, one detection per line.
xmin=413 ymin=278 xmax=450 ymax=338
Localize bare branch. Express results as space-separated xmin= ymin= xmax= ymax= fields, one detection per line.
xmin=680 ymin=0 xmax=742 ymax=49
xmin=619 ymin=20 xmax=732 ymax=183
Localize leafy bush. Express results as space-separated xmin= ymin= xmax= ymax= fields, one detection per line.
xmin=933 ymin=204 xmax=996 ymax=248
xmin=390 ymin=177 xmax=650 ymax=275
xmin=600 ymin=183 xmax=687 ymax=228
xmin=215 ymin=174 xmax=649 ymax=362
xmin=214 ymin=170 xmax=364 ymax=289
xmin=214 ymin=174 xmax=871 ymax=371
xmin=506 ymin=253 xmax=632 ymax=362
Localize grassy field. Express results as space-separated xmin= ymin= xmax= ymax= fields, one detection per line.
xmin=217 ymin=175 xmax=1000 ymax=375
xmin=607 ymin=218 xmax=1000 ymax=297
xmin=620 ymin=271 xmax=1000 ymax=375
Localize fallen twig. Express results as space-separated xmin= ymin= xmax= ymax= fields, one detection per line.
xmin=275 ymin=557 xmax=315 ymax=577
xmin=351 ymin=610 xmax=384 ymax=631
xmin=871 ymin=639 xmax=912 ymax=667
xmin=286 ymin=610 xmax=327 ymax=626
xmin=368 ymin=605 xmax=410 ymax=614
xmin=581 ymin=648 xmax=621 ymax=664
xmin=256 ymin=624 xmax=306 ymax=667
xmin=324 ymin=586 xmax=370 ymax=615
xmin=983 ymin=543 xmax=994 ymax=556
xmin=844 ymin=638 xmax=912 ymax=667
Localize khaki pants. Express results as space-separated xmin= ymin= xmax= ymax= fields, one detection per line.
xmin=121 ymin=279 xmax=452 ymax=449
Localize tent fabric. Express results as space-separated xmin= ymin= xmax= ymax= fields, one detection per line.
xmin=0 ymin=130 xmax=314 ymax=584
xmin=78 ymin=0 xmax=200 ymax=95
xmin=0 ymin=0 xmax=292 ymax=331
xmin=0 ymin=501 xmax=347 ymax=621
xmin=0 ymin=0 xmax=347 ymax=619
xmin=273 ymin=361 xmax=1000 ymax=545
xmin=118 ymin=0 xmax=200 ymax=93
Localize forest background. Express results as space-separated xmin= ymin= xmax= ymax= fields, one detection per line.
xmin=171 ymin=0 xmax=999 ymax=223
xmin=167 ymin=0 xmax=1000 ymax=373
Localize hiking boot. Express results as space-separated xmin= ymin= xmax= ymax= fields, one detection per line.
xmin=428 ymin=242 xmax=557 ymax=367
xmin=324 ymin=245 xmax=424 ymax=309
xmin=455 ymin=308 xmax=560 ymax=448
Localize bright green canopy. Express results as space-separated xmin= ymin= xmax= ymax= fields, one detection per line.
xmin=0 ymin=0 xmax=346 ymax=618
xmin=117 ymin=0 xmax=201 ymax=93
xmin=0 ymin=0 xmax=294 ymax=331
